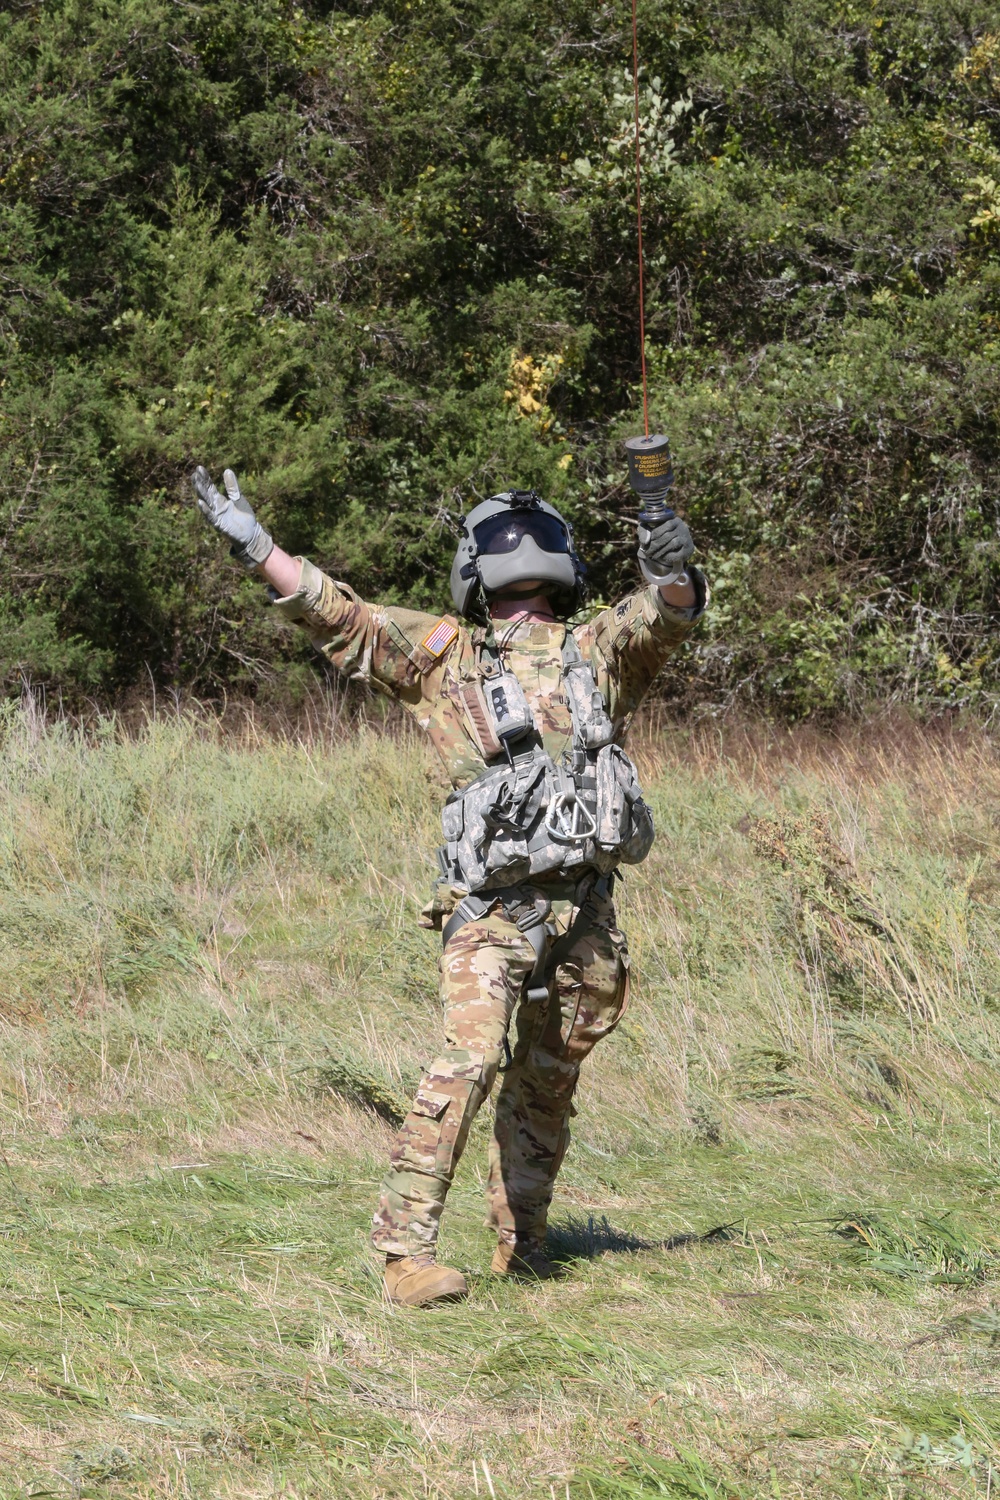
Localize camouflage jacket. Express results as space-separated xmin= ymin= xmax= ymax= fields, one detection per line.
xmin=272 ymin=558 xmax=706 ymax=790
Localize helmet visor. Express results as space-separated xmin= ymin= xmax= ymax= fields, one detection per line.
xmin=473 ymin=511 xmax=569 ymax=557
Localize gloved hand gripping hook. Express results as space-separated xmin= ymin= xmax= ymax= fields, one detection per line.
xmin=624 ymin=434 xmax=692 ymax=588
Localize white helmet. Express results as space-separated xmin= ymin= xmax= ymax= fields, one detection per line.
xmin=449 ymin=490 xmax=585 ymax=620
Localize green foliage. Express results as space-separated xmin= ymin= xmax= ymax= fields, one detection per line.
xmin=834 ymin=1212 xmax=1000 ymax=1283
xmin=2 ymin=0 xmax=1000 ymax=712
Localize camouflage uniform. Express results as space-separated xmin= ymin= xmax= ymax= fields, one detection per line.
xmin=272 ymin=559 xmax=703 ymax=1258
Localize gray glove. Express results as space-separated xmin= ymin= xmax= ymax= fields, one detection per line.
xmin=191 ymin=465 xmax=274 ymax=570
xmin=637 ymin=512 xmax=694 ymax=586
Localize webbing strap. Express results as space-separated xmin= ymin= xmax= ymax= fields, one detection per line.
xmin=441 ymin=885 xmax=552 ymax=950
xmin=440 ymin=875 xmax=611 ymax=1076
xmin=522 ymin=918 xmax=551 ymax=1004
xmin=561 ymin=629 xmax=582 ymax=669
xmin=441 ymin=892 xmax=494 ymax=949
xmin=539 ymin=896 xmax=602 ymax=987
xmin=476 ymin=625 xmax=501 ymax=678
xmin=521 ymin=887 xmax=607 ymax=1004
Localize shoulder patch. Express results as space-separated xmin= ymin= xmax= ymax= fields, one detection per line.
xmin=421 ymin=618 xmax=460 ymax=659
xmin=615 ymin=600 xmax=631 ymax=621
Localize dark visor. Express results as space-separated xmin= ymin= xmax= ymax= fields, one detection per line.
xmin=473 ymin=511 xmax=568 ymax=556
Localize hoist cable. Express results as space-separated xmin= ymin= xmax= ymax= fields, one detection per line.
xmin=631 ymin=0 xmax=649 ymax=436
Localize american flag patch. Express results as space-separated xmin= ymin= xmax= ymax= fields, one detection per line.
xmin=420 ymin=618 xmax=459 ymax=658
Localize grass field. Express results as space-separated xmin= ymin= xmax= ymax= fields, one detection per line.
xmin=3 ymin=699 xmax=1000 ymax=1498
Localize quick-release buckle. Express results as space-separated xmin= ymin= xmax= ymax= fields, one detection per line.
xmin=502 ymin=886 xmax=550 ymax=932
xmin=515 ymin=905 xmax=546 ymax=932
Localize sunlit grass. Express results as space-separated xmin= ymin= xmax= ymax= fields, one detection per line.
xmin=2 ymin=703 xmax=1000 ymax=1496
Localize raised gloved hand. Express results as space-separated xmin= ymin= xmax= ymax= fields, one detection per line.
xmin=637 ymin=512 xmax=694 ymax=586
xmin=191 ymin=465 xmax=274 ymax=570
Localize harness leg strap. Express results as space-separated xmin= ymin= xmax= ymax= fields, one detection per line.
xmin=539 ymin=873 xmax=614 ymax=986
xmin=441 ymin=894 xmax=493 ymax=949
xmin=522 ymin=918 xmax=551 ymax=1004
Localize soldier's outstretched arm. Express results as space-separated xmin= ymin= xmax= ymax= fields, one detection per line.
xmin=577 ymin=513 xmax=707 ymax=725
xmin=190 ymin=464 xmax=457 ymax=698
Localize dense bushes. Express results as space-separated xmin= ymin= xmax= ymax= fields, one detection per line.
xmin=2 ymin=0 xmax=999 ymax=714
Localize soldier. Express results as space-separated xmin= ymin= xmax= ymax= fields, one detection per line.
xmin=192 ymin=465 xmax=706 ymax=1306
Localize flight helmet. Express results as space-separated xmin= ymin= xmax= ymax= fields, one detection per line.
xmin=449 ymin=490 xmax=585 ymax=620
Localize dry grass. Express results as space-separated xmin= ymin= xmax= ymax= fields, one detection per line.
xmin=1 ymin=701 xmax=1000 ymax=1497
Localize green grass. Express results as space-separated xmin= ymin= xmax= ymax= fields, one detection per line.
xmin=3 ymin=702 xmax=1000 ymax=1497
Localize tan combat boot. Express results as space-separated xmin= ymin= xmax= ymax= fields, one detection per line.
xmin=383 ymin=1254 xmax=468 ymax=1307
xmin=490 ymin=1237 xmax=558 ymax=1280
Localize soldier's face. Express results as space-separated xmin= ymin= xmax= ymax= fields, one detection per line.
xmin=488 ymin=585 xmax=558 ymax=621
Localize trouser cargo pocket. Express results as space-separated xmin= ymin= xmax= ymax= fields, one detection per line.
xmin=391 ymin=1052 xmax=485 ymax=1180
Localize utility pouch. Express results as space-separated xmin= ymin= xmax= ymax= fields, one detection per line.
xmin=595 ymin=743 xmax=654 ymax=863
xmin=441 ymin=797 xmax=464 ymax=843
xmin=454 ymin=758 xmax=545 ymax=888
xmin=562 ymin=650 xmax=614 ymax=750
xmin=382 ymin=616 xmax=432 ymax=676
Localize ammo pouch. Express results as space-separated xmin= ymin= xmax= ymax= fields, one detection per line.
xmin=595 ymin=742 xmax=655 ymax=865
xmin=438 ymin=633 xmax=654 ymax=895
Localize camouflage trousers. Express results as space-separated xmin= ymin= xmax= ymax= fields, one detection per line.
xmin=371 ymin=888 xmax=630 ymax=1258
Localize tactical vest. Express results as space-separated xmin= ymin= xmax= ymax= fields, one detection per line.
xmin=437 ymin=629 xmax=654 ymax=894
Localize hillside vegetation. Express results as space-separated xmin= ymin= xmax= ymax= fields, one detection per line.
xmin=3 ymin=706 xmax=1000 ymax=1495
xmin=2 ymin=0 xmax=1000 ymax=714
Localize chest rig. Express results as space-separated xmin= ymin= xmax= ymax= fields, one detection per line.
xmin=437 ymin=627 xmax=654 ymax=897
